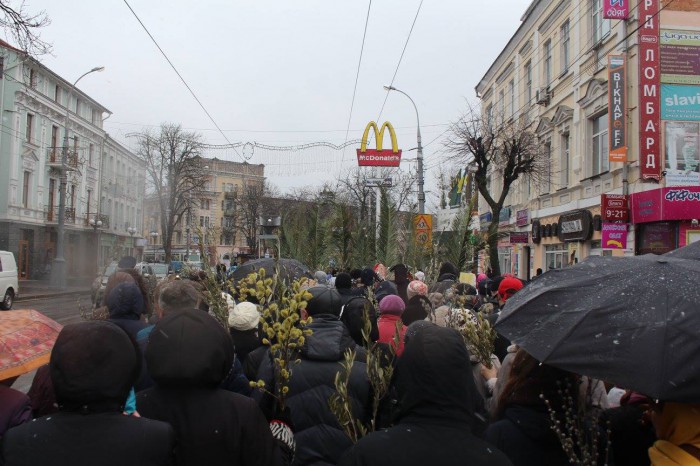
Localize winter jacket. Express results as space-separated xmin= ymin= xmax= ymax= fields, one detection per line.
xmin=137 ymin=312 xmax=276 ymax=466
xmin=255 ymin=315 xmax=371 ymax=466
xmin=339 ymin=325 xmax=512 ymax=466
xmin=377 ymin=314 xmax=406 ymax=356
xmin=338 ymin=291 xmax=378 ymax=346
xmin=484 ymin=405 xmax=568 ymax=466
xmin=230 ymin=327 xmax=262 ymax=363
xmin=0 ymin=386 xmax=31 ymax=438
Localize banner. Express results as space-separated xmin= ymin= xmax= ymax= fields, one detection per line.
xmin=356 ymin=121 xmax=402 ymax=167
xmin=509 ymin=232 xmax=529 ymax=244
xmin=602 ymin=223 xmax=628 ymax=249
xmin=630 ymin=186 xmax=700 ymax=223
xmin=662 ymin=85 xmax=700 ymax=121
xmin=661 ymin=29 xmax=700 ymax=85
xmin=608 ymin=55 xmax=627 ymax=162
xmin=665 ymin=121 xmax=700 ymax=186
xmin=413 ymin=214 xmax=432 ymax=250
xmin=639 ymin=0 xmax=661 ymax=181
xmin=603 ymin=0 xmax=629 ymax=19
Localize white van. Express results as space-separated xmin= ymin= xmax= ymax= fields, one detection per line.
xmin=0 ymin=251 xmax=19 ymax=309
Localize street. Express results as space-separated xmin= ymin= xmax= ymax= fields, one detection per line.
xmin=11 ymin=292 xmax=91 ymax=394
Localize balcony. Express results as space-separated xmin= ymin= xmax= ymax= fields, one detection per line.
xmin=45 ymin=206 xmax=76 ymax=224
xmin=46 ymin=148 xmax=81 ymax=170
xmin=224 ymin=191 xmax=237 ymax=200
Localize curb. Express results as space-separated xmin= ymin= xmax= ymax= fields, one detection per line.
xmin=16 ymin=289 xmax=92 ymax=302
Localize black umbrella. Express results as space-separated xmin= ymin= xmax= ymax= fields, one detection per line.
xmin=230 ymin=258 xmax=312 ymax=283
xmin=496 ymin=254 xmax=700 ymax=402
xmin=665 ymin=239 xmax=700 ymax=261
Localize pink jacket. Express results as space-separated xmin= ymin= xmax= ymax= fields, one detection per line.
xmin=377 ymin=314 xmax=407 ymax=356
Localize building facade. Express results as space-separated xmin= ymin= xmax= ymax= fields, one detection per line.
xmin=0 ymin=40 xmax=145 ymax=280
xmin=475 ymin=0 xmax=700 ymax=280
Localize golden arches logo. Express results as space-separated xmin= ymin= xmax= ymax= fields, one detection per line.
xmin=356 ymin=121 xmax=402 ymax=167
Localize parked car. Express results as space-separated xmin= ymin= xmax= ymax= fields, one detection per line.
xmin=91 ymin=261 xmax=118 ymax=306
xmin=0 ymin=251 xmax=19 ymax=310
xmin=135 ymin=262 xmax=169 ymax=281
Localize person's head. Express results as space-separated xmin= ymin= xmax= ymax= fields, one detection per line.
xmin=51 ymin=321 xmax=140 ymax=413
xmin=146 ymin=311 xmax=234 ymax=388
xmin=497 ymin=277 xmax=524 ymax=305
xmin=390 ymin=263 xmax=409 ymax=282
xmin=302 ymin=285 xmax=343 ymax=319
xmin=477 ymin=278 xmax=492 ymax=297
xmin=340 ymin=296 xmax=378 ymax=346
xmin=375 ymin=280 xmax=398 ymax=303
xmin=334 ymin=272 xmax=353 ymax=290
xmin=157 ymin=280 xmax=204 ymax=317
xmin=438 ymin=261 xmax=459 ymax=278
xmin=350 ymin=268 xmax=362 ymax=282
xmin=228 ymin=301 xmax=260 ymax=332
xmin=414 ymin=270 xmax=425 ymax=282
xmin=360 ymin=268 xmax=376 ymax=287
xmin=117 ymin=256 xmax=137 ymax=270
xmin=314 ymin=270 xmax=328 ymax=284
xmin=379 ymin=294 xmax=405 ymax=316
xmin=104 ymin=270 xmax=151 ymax=315
xmin=402 ymin=295 xmax=432 ymax=326
xmin=406 ymin=280 xmax=428 ymax=300
xmin=536 ymin=268 xmax=543 ymax=276
xmin=106 ymin=282 xmax=146 ymax=320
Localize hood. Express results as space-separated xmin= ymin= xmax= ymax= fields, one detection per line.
xmin=438 ymin=261 xmax=459 ymax=278
xmin=146 ymin=311 xmax=234 ymax=388
xmin=106 ymin=282 xmax=145 ymax=320
xmin=393 ymin=324 xmax=480 ymax=427
xmin=375 ymin=280 xmax=398 ymax=302
xmin=301 ymin=315 xmax=356 ymax=361
xmin=51 ymin=321 xmax=140 ymax=413
xmin=437 ymin=273 xmax=457 ymax=283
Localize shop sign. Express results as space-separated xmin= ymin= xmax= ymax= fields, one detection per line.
xmin=630 ymin=186 xmax=700 ymax=223
xmin=662 ymin=85 xmax=700 ymax=121
xmin=661 ymin=29 xmax=700 ymax=85
xmin=516 ymin=209 xmax=529 ymax=227
xmin=356 ymin=121 xmax=402 ymax=167
xmin=498 ymin=207 xmax=512 ymax=226
xmin=602 ymin=223 xmax=628 ymax=249
xmin=509 ymin=232 xmax=529 ymax=244
xmin=603 ymin=0 xmax=629 ymax=19
xmin=557 ymin=210 xmax=593 ymax=242
xmin=639 ymin=0 xmax=661 ymax=181
xmin=608 ymin=55 xmax=627 ymax=162
xmin=601 ymin=194 xmax=629 ymax=222
xmin=479 ymin=212 xmax=492 ymax=232
xmin=531 ymin=219 xmax=541 ymax=244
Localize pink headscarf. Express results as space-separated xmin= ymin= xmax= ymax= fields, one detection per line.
xmin=476 ymin=273 xmax=488 ymax=285
xmin=407 ymin=280 xmax=429 ymax=300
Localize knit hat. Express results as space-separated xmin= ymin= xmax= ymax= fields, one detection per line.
xmin=414 ymin=271 xmax=425 ymax=282
xmin=498 ymin=277 xmax=524 ymax=302
xmin=375 ymin=280 xmax=398 ymax=303
xmin=407 ymin=280 xmax=428 ymax=300
xmin=117 ymin=256 xmax=137 ymax=270
xmin=314 ymin=271 xmax=328 ymax=284
xmin=379 ymin=294 xmax=406 ymax=316
xmin=335 ymin=272 xmax=353 ymax=290
xmin=228 ymin=301 xmax=260 ymax=331
xmin=106 ymin=282 xmax=145 ymax=320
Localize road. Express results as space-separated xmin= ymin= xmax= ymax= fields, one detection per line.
xmin=11 ymin=292 xmax=91 ymax=394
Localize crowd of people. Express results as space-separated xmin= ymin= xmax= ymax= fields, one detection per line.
xmin=1 ymin=258 xmax=699 ymax=466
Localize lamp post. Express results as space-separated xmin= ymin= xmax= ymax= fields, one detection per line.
xmin=383 ymin=85 xmax=424 ymax=214
xmin=127 ymin=227 xmax=136 ymax=258
xmin=50 ymin=66 xmax=105 ymax=289
xmin=89 ymin=215 xmax=103 ymax=274
xmin=150 ymin=231 xmax=159 ymax=263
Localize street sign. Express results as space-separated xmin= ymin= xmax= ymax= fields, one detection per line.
xmin=413 ymin=214 xmax=432 ymax=250
xmin=601 ymin=194 xmax=629 ymax=222
xmin=356 ymin=121 xmax=402 ymax=167
xmin=364 ymin=177 xmax=393 ymax=188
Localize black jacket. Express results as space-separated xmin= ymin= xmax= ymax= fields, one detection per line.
xmin=339 ymin=325 xmax=512 ymax=466
xmin=427 ymin=273 xmax=457 ymax=295
xmin=256 ymin=315 xmax=371 ymax=466
xmin=1 ymin=412 xmax=175 ymax=466
xmin=137 ymin=312 xmax=276 ymax=466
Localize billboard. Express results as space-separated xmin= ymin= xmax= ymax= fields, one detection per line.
xmin=356 ymin=121 xmax=402 ymax=167
xmin=665 ymin=121 xmax=700 ymax=186
xmin=602 ymin=223 xmax=628 ymax=249
xmin=608 ymin=55 xmax=627 ymax=162
xmin=660 ymin=29 xmax=700 ymax=85
xmin=639 ymin=0 xmax=661 ymax=181
xmin=662 ymin=85 xmax=700 ymax=121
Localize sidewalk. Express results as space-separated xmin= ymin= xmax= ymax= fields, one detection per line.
xmin=16 ymin=279 xmax=92 ymax=301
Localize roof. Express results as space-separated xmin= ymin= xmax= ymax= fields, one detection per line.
xmin=0 ymin=39 xmax=25 ymax=54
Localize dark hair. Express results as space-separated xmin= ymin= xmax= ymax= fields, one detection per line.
xmin=335 ymin=272 xmax=353 ymax=290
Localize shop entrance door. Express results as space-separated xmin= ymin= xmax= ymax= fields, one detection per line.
xmin=18 ymin=240 xmax=30 ymax=280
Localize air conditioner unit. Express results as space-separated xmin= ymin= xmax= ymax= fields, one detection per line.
xmin=535 ymin=87 xmax=551 ymax=106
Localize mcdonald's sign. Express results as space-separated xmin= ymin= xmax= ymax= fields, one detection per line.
xmin=356 ymin=121 xmax=402 ymax=167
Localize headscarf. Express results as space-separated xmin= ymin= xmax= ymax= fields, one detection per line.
xmin=407 ymin=280 xmax=428 ymax=300
xmin=649 ymin=403 xmax=700 ymax=466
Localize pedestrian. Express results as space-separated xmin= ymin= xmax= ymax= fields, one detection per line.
xmin=648 ymin=402 xmax=700 ymax=465
xmin=0 ymin=378 xmax=31 ymax=438
xmin=414 ymin=270 xmax=425 ymax=282
xmin=339 ymin=324 xmax=512 ymax=466
xmin=377 ymin=295 xmax=407 ymax=356
xmin=428 ymin=261 xmax=459 ymax=295
xmin=1 ymin=321 xmax=176 ymax=466
xmin=254 ymin=285 xmax=371 ymax=466
xmin=228 ymin=301 xmax=262 ymax=363
xmin=314 ymin=270 xmax=328 ymax=285
xmin=137 ymin=311 xmax=283 ymax=466
xmin=536 ymin=268 xmax=543 ymax=276
xmin=374 ymin=280 xmax=398 ymax=303
xmin=402 ymin=295 xmax=432 ymax=326
xmin=106 ymin=282 xmax=149 ymax=340
xmin=336 ymin=273 xmax=378 ymax=346
xmin=389 ymin=263 xmax=410 ymax=303
xmin=406 ymin=280 xmax=428 ymax=301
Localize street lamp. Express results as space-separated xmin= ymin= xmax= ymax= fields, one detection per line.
xmin=150 ymin=231 xmax=159 ymax=263
xmin=127 ymin=227 xmax=137 ymax=259
xmin=89 ymin=216 xmax=103 ymax=273
xmin=383 ymin=85 xmax=424 ymax=214
xmin=50 ymin=66 xmax=105 ymax=289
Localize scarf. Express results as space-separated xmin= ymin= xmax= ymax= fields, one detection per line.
xmin=649 ymin=403 xmax=700 ymax=466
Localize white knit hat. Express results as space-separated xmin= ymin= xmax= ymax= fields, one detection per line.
xmin=228 ymin=301 xmax=260 ymax=331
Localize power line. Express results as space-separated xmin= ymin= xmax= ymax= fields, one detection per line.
xmin=104 ymin=120 xmax=450 ymax=133
xmin=121 ymin=0 xmax=244 ymax=162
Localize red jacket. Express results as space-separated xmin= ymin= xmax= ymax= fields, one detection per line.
xmin=377 ymin=314 xmax=407 ymax=356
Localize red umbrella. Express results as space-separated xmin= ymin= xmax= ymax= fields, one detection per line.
xmin=0 ymin=309 xmax=63 ymax=380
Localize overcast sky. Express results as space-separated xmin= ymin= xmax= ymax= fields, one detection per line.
xmin=23 ymin=0 xmax=531 ymax=204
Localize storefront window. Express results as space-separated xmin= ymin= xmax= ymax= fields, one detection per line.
xmin=498 ymin=248 xmax=512 ymax=275
xmin=545 ymin=244 xmax=568 ymax=270
xmin=638 ymin=222 xmax=677 ymax=255
xmin=589 ymin=240 xmax=612 ymax=257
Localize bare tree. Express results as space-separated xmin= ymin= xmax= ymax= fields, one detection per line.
xmin=135 ymin=123 xmax=206 ymax=263
xmin=0 ymin=1 xmax=51 ymax=56
xmin=236 ymin=181 xmax=280 ymax=252
xmin=445 ymin=104 xmax=545 ymax=276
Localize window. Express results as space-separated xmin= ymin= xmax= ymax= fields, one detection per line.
xmin=25 ymin=113 xmax=33 ymax=143
xmin=498 ymin=89 xmax=505 ymax=118
xmin=0 ymin=57 xmax=4 ymax=79
xmin=561 ymin=20 xmax=570 ymax=73
xmin=22 ymin=171 xmax=30 ymax=208
xmin=545 ymin=244 xmax=568 ymax=270
xmin=75 ymin=98 xmax=80 ymax=115
xmin=509 ymin=79 xmax=515 ymax=118
xmin=543 ymin=40 xmax=552 ymax=84
xmin=540 ymin=141 xmax=551 ymax=194
xmin=560 ymin=134 xmax=570 ymax=188
xmin=592 ymin=114 xmax=609 ymax=175
xmin=200 ymin=199 xmax=210 ymax=210
xmin=29 ymin=68 xmax=37 ymax=88
xmin=592 ymin=0 xmax=611 ymax=44
xmin=54 ymin=84 xmax=60 ymax=103
xmin=89 ymin=144 xmax=94 ymax=167
xmin=524 ymin=61 xmax=532 ymax=105
xmin=498 ymin=248 xmax=512 ymax=275
xmin=87 ymin=189 xmax=92 ymax=216
xmin=485 ymin=104 xmax=493 ymax=124
xmin=200 ymin=216 xmax=204 ymax=227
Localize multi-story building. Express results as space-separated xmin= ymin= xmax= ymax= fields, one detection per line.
xmin=475 ymin=0 xmax=700 ymax=280
xmin=0 ymin=40 xmax=145 ymax=280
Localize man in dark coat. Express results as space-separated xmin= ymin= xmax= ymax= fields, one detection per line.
xmin=389 ymin=263 xmax=410 ymax=303
xmin=255 ymin=285 xmax=371 ymax=466
xmin=339 ymin=324 xmax=512 ymax=466
xmin=336 ymin=273 xmax=378 ymax=346
xmin=428 ymin=261 xmax=459 ymax=295
xmin=137 ymin=311 xmax=279 ymax=466
xmin=1 ymin=321 xmax=176 ymax=466
xmin=106 ymin=282 xmax=149 ymax=339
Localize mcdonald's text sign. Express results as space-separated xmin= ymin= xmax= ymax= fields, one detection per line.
xmin=357 ymin=121 xmax=402 ymax=167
